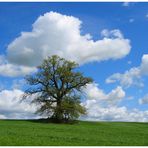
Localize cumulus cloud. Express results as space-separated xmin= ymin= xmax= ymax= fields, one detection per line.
xmin=83 ymin=83 xmax=125 ymax=106
xmin=83 ymin=105 xmax=148 ymax=122
xmin=1 ymin=83 xmax=125 ymax=119
xmin=140 ymin=54 xmax=148 ymax=75
xmin=0 ymin=63 xmax=36 ymax=77
xmin=7 ymin=11 xmax=131 ymax=68
xmin=0 ymin=89 xmax=38 ymax=119
xmin=101 ymin=29 xmax=124 ymax=38
xmin=0 ymin=12 xmax=131 ymax=77
xmin=0 ymin=84 xmax=148 ymax=122
xmin=0 ymin=56 xmax=36 ymax=77
xmin=106 ymin=68 xmax=142 ymax=87
xmin=139 ymin=94 xmax=148 ymax=104
xmin=82 ymin=83 xmax=148 ymax=122
xmin=106 ymin=54 xmax=148 ymax=87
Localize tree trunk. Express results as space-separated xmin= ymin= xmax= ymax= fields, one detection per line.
xmin=52 ymin=100 xmax=63 ymax=123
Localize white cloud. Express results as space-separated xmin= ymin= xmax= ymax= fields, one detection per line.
xmin=0 ymin=84 xmax=147 ymax=122
xmin=106 ymin=54 xmax=148 ymax=87
xmin=7 ymin=11 xmax=131 ymax=68
xmin=0 ymin=63 xmax=36 ymax=77
xmin=0 ymin=12 xmax=131 ymax=77
xmin=106 ymin=67 xmax=142 ymax=87
xmin=0 ymin=56 xmax=36 ymax=77
xmin=107 ymin=86 xmax=125 ymax=105
xmin=101 ymin=29 xmax=123 ymax=38
xmin=0 ymin=83 xmax=126 ymax=120
xmin=0 ymin=114 xmax=6 ymax=119
xmin=83 ymin=105 xmax=148 ymax=122
xmin=140 ymin=54 xmax=148 ymax=75
xmin=0 ymin=89 xmax=38 ymax=119
xmin=83 ymin=83 xmax=125 ymax=106
xmin=82 ymin=83 xmax=148 ymax=122
xmin=139 ymin=94 xmax=148 ymax=104
xmin=83 ymin=83 xmax=106 ymax=100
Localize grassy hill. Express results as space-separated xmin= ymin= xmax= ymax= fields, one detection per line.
xmin=0 ymin=119 xmax=148 ymax=146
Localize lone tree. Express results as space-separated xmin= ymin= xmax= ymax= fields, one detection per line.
xmin=23 ymin=55 xmax=93 ymax=123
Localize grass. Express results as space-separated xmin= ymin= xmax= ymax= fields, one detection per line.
xmin=0 ymin=119 xmax=148 ymax=146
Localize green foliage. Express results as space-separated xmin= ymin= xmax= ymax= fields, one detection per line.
xmin=0 ymin=120 xmax=148 ymax=146
xmin=23 ymin=55 xmax=93 ymax=122
xmin=60 ymin=97 xmax=86 ymax=121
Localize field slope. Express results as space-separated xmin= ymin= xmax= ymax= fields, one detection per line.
xmin=0 ymin=120 xmax=148 ymax=146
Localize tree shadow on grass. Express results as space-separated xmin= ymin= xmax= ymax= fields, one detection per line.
xmin=27 ymin=118 xmax=79 ymax=125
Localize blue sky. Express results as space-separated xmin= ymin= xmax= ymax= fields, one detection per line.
xmin=0 ymin=2 xmax=148 ymax=121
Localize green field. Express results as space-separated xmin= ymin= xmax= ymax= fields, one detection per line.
xmin=0 ymin=120 xmax=148 ymax=146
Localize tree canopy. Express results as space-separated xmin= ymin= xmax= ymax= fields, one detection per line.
xmin=23 ymin=55 xmax=93 ymax=123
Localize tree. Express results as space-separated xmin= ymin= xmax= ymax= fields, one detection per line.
xmin=23 ymin=55 xmax=93 ymax=123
